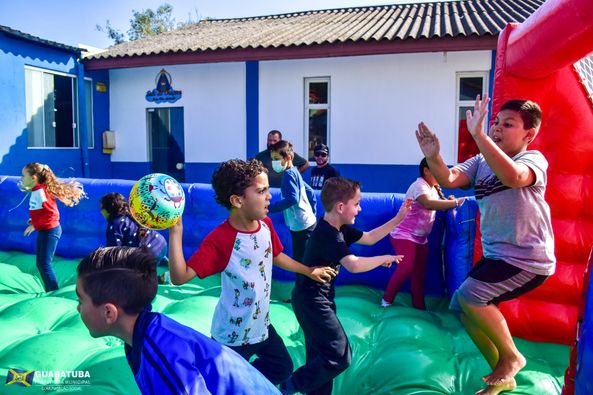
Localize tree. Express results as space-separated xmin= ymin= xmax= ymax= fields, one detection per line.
xmin=96 ymin=3 xmax=199 ymax=45
xmin=95 ymin=20 xmax=125 ymax=45
xmin=127 ymin=3 xmax=175 ymax=41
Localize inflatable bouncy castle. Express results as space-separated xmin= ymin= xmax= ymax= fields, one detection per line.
xmin=0 ymin=0 xmax=592 ymax=393
xmin=482 ymin=0 xmax=593 ymax=392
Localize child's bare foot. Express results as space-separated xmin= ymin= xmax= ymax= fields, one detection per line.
xmin=483 ymin=354 xmax=526 ymax=385
xmin=475 ymin=378 xmax=517 ymax=395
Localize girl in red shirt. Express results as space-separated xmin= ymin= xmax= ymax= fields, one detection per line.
xmin=20 ymin=163 xmax=86 ymax=291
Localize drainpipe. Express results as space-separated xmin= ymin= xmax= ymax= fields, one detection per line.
xmin=77 ymin=60 xmax=90 ymax=178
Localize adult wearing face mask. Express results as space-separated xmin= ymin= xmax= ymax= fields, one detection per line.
xmin=310 ymin=144 xmax=340 ymax=190
xmin=254 ymin=130 xmax=310 ymax=188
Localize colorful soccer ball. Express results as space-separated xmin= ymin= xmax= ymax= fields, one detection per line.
xmin=129 ymin=173 xmax=185 ymax=230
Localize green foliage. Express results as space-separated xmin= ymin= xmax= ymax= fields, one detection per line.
xmin=127 ymin=3 xmax=175 ymax=41
xmin=95 ymin=21 xmax=125 ymax=45
xmin=96 ymin=3 xmax=201 ymax=45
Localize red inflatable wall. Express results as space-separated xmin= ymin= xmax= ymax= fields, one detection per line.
xmin=488 ymin=0 xmax=593 ymax=345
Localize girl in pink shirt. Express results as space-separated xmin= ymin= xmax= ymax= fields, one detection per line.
xmin=381 ymin=158 xmax=464 ymax=309
xmin=21 ymin=163 xmax=86 ymax=291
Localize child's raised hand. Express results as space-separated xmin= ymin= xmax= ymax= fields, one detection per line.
xmin=381 ymin=255 xmax=404 ymax=268
xmin=448 ymin=195 xmax=466 ymax=207
xmin=308 ymin=266 xmax=338 ymax=284
xmin=415 ymin=122 xmax=441 ymax=159
xmin=169 ymin=216 xmax=183 ymax=233
xmin=23 ymin=225 xmax=35 ymax=236
xmin=466 ymin=94 xmax=490 ymax=139
xmin=395 ymin=198 xmax=413 ymax=221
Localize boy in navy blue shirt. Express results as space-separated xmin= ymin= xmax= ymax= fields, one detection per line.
xmin=76 ymin=246 xmax=281 ymax=395
xmin=268 ymin=140 xmax=317 ymax=263
xmin=282 ymin=177 xmax=411 ymax=395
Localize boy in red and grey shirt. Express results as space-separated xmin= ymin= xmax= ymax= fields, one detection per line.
xmin=167 ymin=159 xmax=336 ymax=385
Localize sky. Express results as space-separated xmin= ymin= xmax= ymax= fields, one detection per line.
xmin=0 ymin=0 xmax=422 ymax=49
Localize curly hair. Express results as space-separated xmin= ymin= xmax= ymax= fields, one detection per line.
xmin=211 ymin=159 xmax=267 ymax=210
xmin=77 ymin=247 xmax=157 ymax=315
xmin=23 ymin=163 xmax=86 ymax=206
xmin=100 ymin=192 xmax=148 ymax=240
xmin=100 ymin=192 xmax=130 ymax=221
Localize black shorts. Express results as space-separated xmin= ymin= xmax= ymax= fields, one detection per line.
xmin=450 ymin=257 xmax=548 ymax=310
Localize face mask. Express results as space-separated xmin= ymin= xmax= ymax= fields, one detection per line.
xmin=271 ymin=160 xmax=286 ymax=173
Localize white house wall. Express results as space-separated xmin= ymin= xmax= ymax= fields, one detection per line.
xmin=109 ymin=62 xmax=246 ymax=163
xmin=259 ymin=51 xmax=492 ymax=165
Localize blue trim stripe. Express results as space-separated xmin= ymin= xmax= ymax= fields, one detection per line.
xmin=488 ymin=49 xmax=496 ymax=115
xmin=245 ymin=61 xmax=259 ymax=159
xmin=142 ymin=348 xmax=179 ymax=394
xmin=145 ymin=335 xmax=189 ymax=395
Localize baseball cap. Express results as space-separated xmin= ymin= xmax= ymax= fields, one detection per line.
xmin=313 ymin=144 xmax=329 ymax=155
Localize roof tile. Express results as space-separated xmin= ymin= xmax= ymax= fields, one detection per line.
xmin=86 ymin=0 xmax=545 ymax=60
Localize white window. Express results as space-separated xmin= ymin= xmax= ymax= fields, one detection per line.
xmin=304 ymin=77 xmax=330 ymax=161
xmin=455 ymin=72 xmax=488 ymax=163
xmin=25 ymin=66 xmax=94 ymax=148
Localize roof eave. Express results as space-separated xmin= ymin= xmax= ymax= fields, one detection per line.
xmin=0 ymin=26 xmax=82 ymax=55
xmin=83 ymin=35 xmax=498 ymax=70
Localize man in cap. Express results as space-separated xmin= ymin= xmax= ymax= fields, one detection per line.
xmin=310 ymin=143 xmax=340 ymax=190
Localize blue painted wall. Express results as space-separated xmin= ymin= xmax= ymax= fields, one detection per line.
xmin=0 ymin=32 xmax=112 ymax=178
xmin=86 ymin=69 xmax=112 ymax=178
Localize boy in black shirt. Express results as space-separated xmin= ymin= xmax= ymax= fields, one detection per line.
xmin=310 ymin=144 xmax=340 ymax=190
xmin=282 ymin=177 xmax=412 ymax=395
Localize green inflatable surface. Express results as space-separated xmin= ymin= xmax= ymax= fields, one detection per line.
xmin=0 ymin=252 xmax=568 ymax=394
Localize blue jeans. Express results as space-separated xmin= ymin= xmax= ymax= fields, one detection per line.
xmin=36 ymin=225 xmax=62 ymax=291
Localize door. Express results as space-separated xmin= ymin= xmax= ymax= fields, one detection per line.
xmin=147 ymin=107 xmax=185 ymax=182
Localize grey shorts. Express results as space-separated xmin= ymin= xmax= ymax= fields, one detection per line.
xmin=449 ymin=257 xmax=548 ymax=311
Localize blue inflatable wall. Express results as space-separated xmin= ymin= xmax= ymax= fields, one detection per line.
xmin=444 ymin=198 xmax=479 ymax=296
xmin=0 ymin=175 xmax=472 ymax=295
xmin=575 ymin=253 xmax=593 ymax=395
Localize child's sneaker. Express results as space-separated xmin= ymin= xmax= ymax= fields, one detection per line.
xmin=158 ymin=271 xmax=171 ymax=285
xmin=380 ymin=298 xmax=392 ymax=308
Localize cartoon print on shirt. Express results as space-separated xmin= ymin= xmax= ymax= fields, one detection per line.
xmin=228 ymin=331 xmax=239 ymax=344
xmin=252 ymin=301 xmax=261 ymax=320
xmin=250 ymin=234 xmax=259 ymax=250
xmin=258 ymin=261 xmax=267 ymax=281
xmin=233 ymin=289 xmax=240 ymax=307
xmin=224 ymin=270 xmax=238 ymax=280
xmin=264 ymin=241 xmax=272 ymax=258
xmin=242 ymin=328 xmax=251 ymax=341
xmin=240 ymin=258 xmax=252 ymax=269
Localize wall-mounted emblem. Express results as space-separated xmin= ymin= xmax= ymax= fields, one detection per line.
xmin=146 ymin=69 xmax=182 ymax=103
